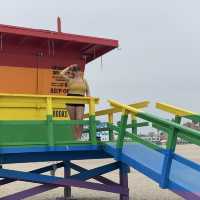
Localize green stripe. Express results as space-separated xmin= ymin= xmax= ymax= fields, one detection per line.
xmin=118 ymin=122 xmax=149 ymax=129
xmin=116 ymin=114 xmax=128 ymax=149
xmin=109 ymin=124 xmax=161 ymax=151
xmin=177 ymin=132 xmax=200 ymax=146
xmin=89 ymin=115 xmax=97 ymax=145
xmin=83 ymin=127 xmax=109 ymax=133
xmin=138 ymin=112 xmax=200 ymax=144
xmin=152 ymin=123 xmax=169 ymax=133
xmin=108 ymin=123 xmax=114 ymax=141
xmin=183 ymin=114 xmax=200 ymax=122
xmin=0 ymin=121 xmax=46 ymax=125
xmin=0 ymin=119 xmax=75 ymax=147
xmin=54 ymin=120 xmax=90 ymax=126
xmin=47 ymin=115 xmax=54 ymax=147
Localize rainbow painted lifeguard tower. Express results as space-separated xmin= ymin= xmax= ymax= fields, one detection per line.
xmin=0 ymin=20 xmax=200 ymax=200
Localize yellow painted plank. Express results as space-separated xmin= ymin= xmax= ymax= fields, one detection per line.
xmin=156 ymin=102 xmax=198 ymax=117
xmin=0 ymin=93 xmax=99 ymax=120
xmin=108 ymin=99 xmax=142 ymax=115
xmin=108 ymin=113 xmax=113 ymax=123
xmin=89 ymin=98 xmax=96 ymax=116
xmin=84 ymin=100 xmax=149 ymax=118
xmin=47 ymin=97 xmax=53 ymax=116
xmin=0 ymin=93 xmax=99 ymax=102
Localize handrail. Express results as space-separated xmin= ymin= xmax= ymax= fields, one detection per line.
xmin=0 ymin=94 xmax=99 ymax=120
xmin=84 ymin=100 xmax=149 ymax=118
xmin=108 ymin=99 xmax=200 ymax=188
xmin=108 ymin=99 xmax=200 ymax=146
xmin=0 ymin=93 xmax=99 ymax=100
xmin=156 ymin=102 xmax=200 ymax=122
xmin=0 ymin=94 xmax=99 ymax=106
xmin=0 ymin=94 xmax=99 ymax=146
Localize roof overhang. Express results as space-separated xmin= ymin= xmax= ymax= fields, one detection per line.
xmin=0 ymin=24 xmax=118 ymax=64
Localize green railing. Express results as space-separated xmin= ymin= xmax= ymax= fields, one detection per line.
xmin=84 ymin=100 xmax=149 ymax=141
xmin=107 ymin=99 xmax=200 ymax=151
xmin=105 ymin=99 xmax=200 ymax=188
xmin=0 ymin=94 xmax=100 ymax=147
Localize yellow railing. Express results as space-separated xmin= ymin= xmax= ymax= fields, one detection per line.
xmin=156 ymin=102 xmax=197 ymax=117
xmin=0 ymin=93 xmax=99 ymax=120
xmin=84 ymin=100 xmax=149 ymax=123
xmin=108 ymin=99 xmax=144 ymax=115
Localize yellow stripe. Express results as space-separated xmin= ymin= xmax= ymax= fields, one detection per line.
xmin=84 ymin=100 xmax=149 ymax=118
xmin=156 ymin=102 xmax=198 ymax=117
xmin=108 ymin=113 xmax=113 ymax=123
xmin=47 ymin=97 xmax=53 ymax=116
xmin=0 ymin=93 xmax=99 ymax=120
xmin=108 ymin=99 xmax=143 ymax=115
xmin=89 ymin=98 xmax=96 ymax=116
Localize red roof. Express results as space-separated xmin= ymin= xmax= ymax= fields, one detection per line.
xmin=0 ymin=24 xmax=118 ymax=64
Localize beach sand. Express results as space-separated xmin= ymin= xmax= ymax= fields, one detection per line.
xmin=1 ymin=144 xmax=199 ymax=200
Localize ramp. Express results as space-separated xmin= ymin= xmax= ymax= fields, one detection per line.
xmin=104 ymin=142 xmax=200 ymax=200
xmin=103 ymin=99 xmax=200 ymax=200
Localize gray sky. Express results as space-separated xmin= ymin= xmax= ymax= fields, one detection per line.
xmin=1 ymin=0 xmax=200 ymax=115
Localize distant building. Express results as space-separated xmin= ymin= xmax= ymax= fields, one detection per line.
xmin=183 ymin=122 xmax=200 ymax=131
xmin=139 ymin=132 xmax=161 ymax=144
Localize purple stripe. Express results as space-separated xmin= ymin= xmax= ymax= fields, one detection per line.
xmin=173 ymin=191 xmax=200 ymax=200
xmin=0 ymin=185 xmax=56 ymax=200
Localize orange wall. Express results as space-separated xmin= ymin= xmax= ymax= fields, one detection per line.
xmin=0 ymin=66 xmax=68 ymax=95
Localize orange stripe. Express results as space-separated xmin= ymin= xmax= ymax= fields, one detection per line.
xmin=0 ymin=66 xmax=68 ymax=95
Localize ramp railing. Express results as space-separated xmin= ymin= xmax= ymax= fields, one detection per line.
xmin=108 ymin=99 xmax=200 ymax=188
xmin=156 ymin=102 xmax=200 ymax=122
xmin=155 ymin=102 xmax=200 ymax=146
xmin=84 ymin=100 xmax=149 ymax=141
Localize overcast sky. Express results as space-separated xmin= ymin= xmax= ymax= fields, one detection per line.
xmin=1 ymin=0 xmax=200 ymax=116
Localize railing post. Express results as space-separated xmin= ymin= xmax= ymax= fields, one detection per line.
xmin=131 ymin=114 xmax=137 ymax=135
xmin=116 ymin=109 xmax=128 ymax=157
xmin=47 ymin=97 xmax=54 ymax=148
xmin=108 ymin=113 xmax=114 ymax=141
xmin=89 ymin=98 xmax=97 ymax=145
xmin=160 ymin=116 xmax=181 ymax=188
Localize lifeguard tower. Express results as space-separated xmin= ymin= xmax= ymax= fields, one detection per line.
xmin=0 ymin=19 xmax=200 ymax=200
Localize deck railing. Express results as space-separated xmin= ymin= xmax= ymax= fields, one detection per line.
xmin=0 ymin=93 xmax=99 ymax=147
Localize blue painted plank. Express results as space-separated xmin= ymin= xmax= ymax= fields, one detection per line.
xmin=174 ymin=154 xmax=200 ymax=171
xmin=169 ymin=158 xmax=200 ymax=195
xmin=0 ymin=145 xmax=100 ymax=154
xmin=105 ymin=143 xmax=164 ymax=174
xmin=168 ymin=182 xmax=200 ymax=200
xmin=104 ymin=142 xmax=200 ymax=199
xmin=104 ymin=143 xmax=163 ymax=183
xmin=0 ymin=151 xmax=111 ymax=164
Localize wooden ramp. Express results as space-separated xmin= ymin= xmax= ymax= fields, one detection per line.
xmin=104 ymin=143 xmax=200 ymax=200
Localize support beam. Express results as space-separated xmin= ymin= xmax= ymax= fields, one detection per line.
xmin=0 ymin=162 xmax=128 ymax=200
xmin=0 ymin=168 xmax=127 ymax=194
xmin=0 ymin=185 xmax=56 ymax=200
xmin=64 ymin=161 xmax=71 ymax=200
xmin=119 ymin=163 xmax=129 ymax=200
xmin=0 ymin=162 xmax=64 ymax=186
xmin=70 ymin=162 xmax=118 ymax=186
xmin=71 ymin=161 xmax=120 ymax=181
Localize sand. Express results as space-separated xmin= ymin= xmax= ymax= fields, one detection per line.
xmin=1 ymin=144 xmax=200 ymax=200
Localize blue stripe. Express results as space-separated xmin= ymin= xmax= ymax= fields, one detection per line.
xmin=168 ymin=181 xmax=200 ymax=200
xmin=173 ymin=153 xmax=200 ymax=171
xmin=0 ymin=145 xmax=100 ymax=154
